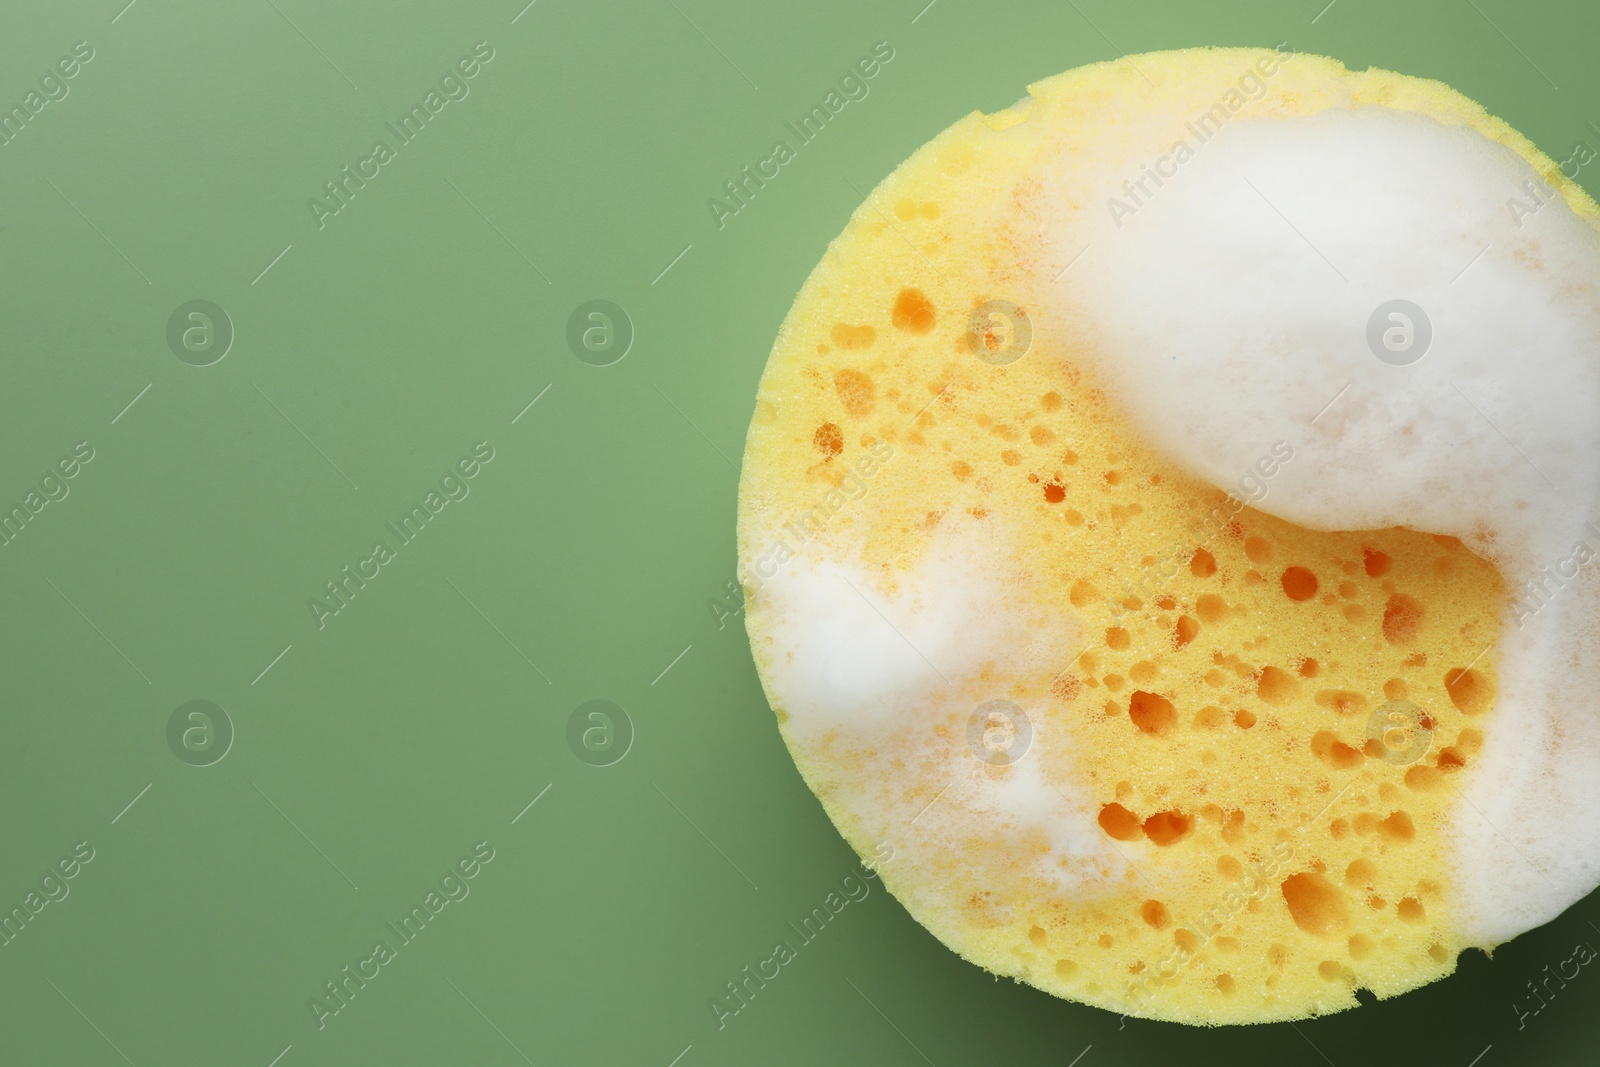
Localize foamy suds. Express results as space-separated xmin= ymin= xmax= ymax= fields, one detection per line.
xmin=1052 ymin=106 xmax=1600 ymax=944
xmin=752 ymin=522 xmax=1132 ymax=897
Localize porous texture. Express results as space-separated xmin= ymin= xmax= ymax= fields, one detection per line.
xmin=736 ymin=47 xmax=1600 ymax=1024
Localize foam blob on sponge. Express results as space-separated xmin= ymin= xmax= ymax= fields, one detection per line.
xmin=737 ymin=46 xmax=1600 ymax=1023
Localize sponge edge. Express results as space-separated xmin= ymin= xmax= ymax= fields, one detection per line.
xmin=738 ymin=46 xmax=1600 ymax=1025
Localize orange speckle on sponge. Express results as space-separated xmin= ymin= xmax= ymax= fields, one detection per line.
xmin=891 ymin=288 xmax=936 ymax=334
xmin=1311 ymin=730 xmax=1363 ymax=769
xmin=1143 ymin=810 xmax=1191 ymax=846
xmin=1141 ymin=900 xmax=1172 ymax=929
xmin=1257 ymin=666 xmax=1300 ymax=705
xmin=1445 ymin=667 xmax=1491 ymax=715
xmin=1099 ymin=802 xmax=1143 ymax=841
xmin=1396 ymin=897 xmax=1426 ymax=924
xmin=832 ymin=369 xmax=876 ymax=417
xmin=1378 ymin=811 xmax=1415 ymax=843
xmin=1281 ymin=873 xmax=1350 ymax=937
xmin=1175 ymin=616 xmax=1200 ymax=649
xmin=1129 ymin=691 xmax=1178 ymax=736
xmin=1282 ymin=566 xmax=1319 ymax=601
xmin=1382 ymin=594 xmax=1424 ymax=644
xmin=814 ymin=423 xmax=844 ymax=456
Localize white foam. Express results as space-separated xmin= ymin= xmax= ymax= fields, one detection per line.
xmin=1051 ymin=106 xmax=1600 ymax=944
xmin=751 ymin=521 xmax=1132 ymax=897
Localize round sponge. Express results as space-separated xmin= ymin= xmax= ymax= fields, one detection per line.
xmin=736 ymin=47 xmax=1600 ymax=1024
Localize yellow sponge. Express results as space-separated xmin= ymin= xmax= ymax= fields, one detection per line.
xmin=738 ymin=47 xmax=1600 ymax=1024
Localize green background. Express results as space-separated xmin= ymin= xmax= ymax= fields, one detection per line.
xmin=1 ymin=0 xmax=1596 ymax=1064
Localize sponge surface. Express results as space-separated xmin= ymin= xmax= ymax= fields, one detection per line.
xmin=736 ymin=47 xmax=1600 ymax=1024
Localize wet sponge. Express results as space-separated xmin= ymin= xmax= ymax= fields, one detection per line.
xmin=738 ymin=48 xmax=1600 ymax=1024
